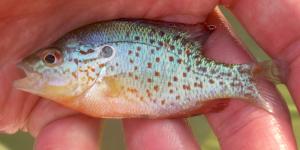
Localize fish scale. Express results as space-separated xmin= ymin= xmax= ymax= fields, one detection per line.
xmin=14 ymin=19 xmax=279 ymax=118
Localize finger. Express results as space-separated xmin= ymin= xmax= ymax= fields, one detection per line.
xmin=0 ymin=0 xmax=218 ymax=64
xmin=0 ymin=60 xmax=41 ymax=133
xmin=221 ymin=0 xmax=300 ymax=55
xmin=0 ymin=0 xmax=219 ymax=134
xmin=35 ymin=115 xmax=100 ymax=150
xmin=25 ymin=99 xmax=78 ymax=137
xmin=203 ymin=10 xmax=297 ymax=149
xmin=123 ymin=119 xmax=199 ymax=150
xmin=221 ymin=0 xmax=300 ymax=110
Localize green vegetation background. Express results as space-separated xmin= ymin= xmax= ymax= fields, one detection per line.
xmin=0 ymin=7 xmax=299 ymax=150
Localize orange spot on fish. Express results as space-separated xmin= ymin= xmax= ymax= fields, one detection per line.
xmin=147 ymin=63 xmax=152 ymax=68
xmin=154 ymin=85 xmax=159 ymax=92
xmin=98 ymin=64 xmax=105 ymax=68
xmin=79 ymin=49 xmax=95 ymax=55
xmin=72 ymin=72 xmax=77 ymax=78
xmin=154 ymin=71 xmax=160 ymax=77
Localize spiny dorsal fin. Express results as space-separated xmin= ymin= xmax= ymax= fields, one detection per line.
xmin=117 ymin=18 xmax=215 ymax=46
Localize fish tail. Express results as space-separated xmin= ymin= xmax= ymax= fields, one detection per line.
xmin=252 ymin=59 xmax=289 ymax=84
xmin=249 ymin=59 xmax=289 ymax=113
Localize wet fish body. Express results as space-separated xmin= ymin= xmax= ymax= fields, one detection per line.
xmin=14 ymin=19 xmax=276 ymax=118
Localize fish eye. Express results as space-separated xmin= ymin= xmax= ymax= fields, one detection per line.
xmin=42 ymin=49 xmax=63 ymax=67
xmin=44 ymin=54 xmax=56 ymax=64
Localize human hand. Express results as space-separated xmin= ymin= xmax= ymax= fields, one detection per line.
xmin=0 ymin=0 xmax=298 ymax=149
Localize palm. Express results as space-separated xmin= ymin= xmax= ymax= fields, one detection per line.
xmin=0 ymin=0 xmax=299 ymax=149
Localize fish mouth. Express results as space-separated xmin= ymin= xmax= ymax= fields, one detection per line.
xmin=13 ymin=62 xmax=43 ymax=93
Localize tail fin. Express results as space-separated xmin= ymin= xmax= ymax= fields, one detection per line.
xmin=250 ymin=59 xmax=288 ymax=113
xmin=252 ymin=59 xmax=289 ymax=84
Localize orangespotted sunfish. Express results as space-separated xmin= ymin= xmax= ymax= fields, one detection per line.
xmin=14 ymin=19 xmax=283 ymax=118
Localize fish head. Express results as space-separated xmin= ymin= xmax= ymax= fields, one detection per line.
xmin=14 ymin=47 xmax=80 ymax=101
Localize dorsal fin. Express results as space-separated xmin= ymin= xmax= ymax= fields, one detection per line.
xmin=116 ymin=18 xmax=214 ymax=45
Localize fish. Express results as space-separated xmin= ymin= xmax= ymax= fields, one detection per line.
xmin=14 ymin=19 xmax=282 ymax=118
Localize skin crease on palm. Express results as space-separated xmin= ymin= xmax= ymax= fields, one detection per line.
xmin=0 ymin=0 xmax=300 ymax=149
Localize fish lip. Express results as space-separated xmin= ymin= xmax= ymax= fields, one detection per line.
xmin=14 ymin=62 xmax=43 ymax=91
xmin=16 ymin=62 xmax=33 ymax=76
